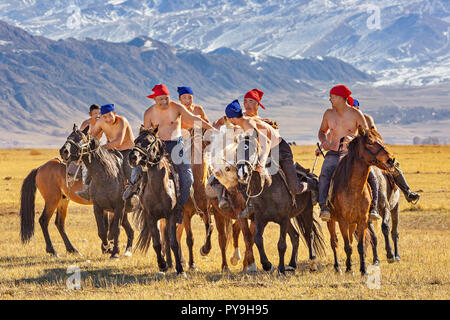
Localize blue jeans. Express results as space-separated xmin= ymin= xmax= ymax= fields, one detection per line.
xmin=318 ymin=150 xmax=341 ymax=206
xmin=162 ymin=137 xmax=194 ymax=207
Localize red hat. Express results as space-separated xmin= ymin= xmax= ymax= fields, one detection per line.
xmin=147 ymin=84 xmax=170 ymax=99
xmin=330 ymin=84 xmax=354 ymax=106
xmin=244 ymin=88 xmax=266 ymax=109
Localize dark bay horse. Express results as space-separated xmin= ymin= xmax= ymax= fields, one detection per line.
xmin=327 ymin=126 xmax=396 ymax=275
xmin=129 ymin=127 xmax=186 ymax=277
xmin=59 ymin=125 xmax=134 ymax=259
xmin=231 ymin=133 xmax=326 ymax=274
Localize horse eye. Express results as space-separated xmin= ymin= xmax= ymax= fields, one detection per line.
xmin=225 ymin=166 xmax=230 ymax=172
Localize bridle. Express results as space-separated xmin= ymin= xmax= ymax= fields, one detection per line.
xmin=64 ymin=134 xmax=98 ymax=165
xmin=235 ymin=136 xmax=264 ymax=200
xmin=132 ymin=135 xmax=162 ymax=167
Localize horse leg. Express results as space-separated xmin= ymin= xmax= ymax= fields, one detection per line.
xmin=391 ymin=203 xmax=400 ymax=262
xmin=169 ymin=215 xmax=186 ymax=277
xmin=55 ymin=199 xmax=79 ymax=255
xmin=176 ymin=218 xmax=186 ymax=267
xmin=199 ymin=206 xmax=213 ymax=256
xmin=357 ymin=223 xmax=368 ymax=275
xmin=254 ymin=218 xmax=272 ymax=272
xmin=214 ymin=213 xmax=229 ymax=272
xmin=240 ymin=218 xmax=256 ymax=273
xmin=184 ymin=212 xmax=198 ymax=271
xmin=109 ymin=206 xmax=124 ymax=259
xmin=368 ymin=221 xmax=379 ymax=265
xmin=93 ymin=204 xmax=109 ymax=254
xmin=327 ymin=220 xmax=341 ymax=273
xmin=39 ymin=202 xmax=58 ymax=256
xmin=230 ymin=220 xmax=241 ymax=266
xmin=338 ymin=221 xmax=352 ymax=273
xmin=381 ymin=209 xmax=395 ymax=263
xmin=163 ymin=219 xmax=173 ymax=269
xmin=121 ymin=213 xmax=134 ymax=257
xmin=151 ymin=218 xmax=168 ymax=272
xmin=105 ymin=212 xmax=113 ymax=248
xmin=286 ymin=221 xmax=299 ymax=271
xmin=277 ymin=219 xmax=288 ymax=275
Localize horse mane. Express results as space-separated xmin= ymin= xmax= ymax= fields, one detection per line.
xmin=330 ymin=129 xmax=384 ymax=201
xmin=90 ymin=140 xmax=120 ymax=178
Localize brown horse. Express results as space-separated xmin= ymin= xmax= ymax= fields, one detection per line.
xmin=20 ymin=158 xmax=89 ymax=256
xmin=327 ymin=126 xmax=396 ymax=275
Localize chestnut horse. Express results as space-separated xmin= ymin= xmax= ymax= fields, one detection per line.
xmin=327 ymin=126 xmax=396 ymax=275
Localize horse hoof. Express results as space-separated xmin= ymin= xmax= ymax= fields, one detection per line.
xmin=285 ymin=266 xmax=296 ymax=272
xmin=123 ymin=250 xmax=132 ymax=257
xmin=199 ymin=247 xmax=208 ymax=257
xmin=178 ymin=272 xmax=188 ymax=279
xmin=269 ymin=264 xmax=276 ymax=274
xmin=110 ymin=253 xmax=119 ymax=260
xmin=189 ymin=265 xmax=199 ymax=272
xmin=346 ymin=270 xmax=354 ymax=276
xmin=222 ymin=266 xmax=231 ymax=273
xmin=395 ymin=256 xmax=401 ymax=262
xmin=387 ymin=257 xmax=395 ymax=263
xmin=335 ymin=267 xmax=342 ymax=275
xmin=245 ymin=263 xmax=257 ymax=274
xmin=309 ymin=259 xmax=319 ymax=272
xmin=156 ymin=272 xmax=165 ymax=279
xmin=230 ymin=257 xmax=240 ymax=266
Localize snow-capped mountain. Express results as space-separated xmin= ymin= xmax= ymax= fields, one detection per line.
xmin=1 ymin=0 xmax=449 ymax=85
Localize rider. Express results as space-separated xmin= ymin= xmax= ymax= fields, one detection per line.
xmin=352 ymin=99 xmax=420 ymax=205
xmin=75 ymin=104 xmax=135 ymax=201
xmin=123 ymin=84 xmax=216 ymax=224
xmin=210 ymin=89 xmax=278 ymax=210
xmin=316 ymin=85 xmax=382 ymax=222
xmin=221 ymin=100 xmax=308 ymax=219
xmin=80 ymin=104 xmax=103 ymax=140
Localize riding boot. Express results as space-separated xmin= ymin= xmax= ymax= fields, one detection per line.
xmin=211 ymin=179 xmax=230 ymax=210
xmin=238 ymin=200 xmax=255 ymax=219
xmin=367 ymin=169 xmax=381 ymax=221
xmin=392 ymin=165 xmax=420 ymax=203
xmin=280 ymin=158 xmax=308 ymax=195
xmin=122 ymin=166 xmax=142 ymax=200
xmin=319 ymin=203 xmax=331 ymax=222
xmin=75 ymin=164 xmax=90 ymax=201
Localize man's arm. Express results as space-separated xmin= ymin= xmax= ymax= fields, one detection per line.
xmin=103 ymin=119 xmax=126 ymax=150
xmin=317 ymin=110 xmax=332 ymax=152
xmin=80 ymin=119 xmax=90 ymax=131
xmin=355 ymin=109 xmax=370 ymax=131
xmin=246 ymin=120 xmax=271 ymax=169
xmin=195 ymin=105 xmax=210 ymax=124
xmin=143 ymin=108 xmax=153 ymax=130
xmin=364 ymin=114 xmax=377 ymax=130
xmin=212 ymin=117 xmax=225 ymax=129
xmin=91 ymin=120 xmax=104 ymax=139
xmin=176 ymin=103 xmax=215 ymax=131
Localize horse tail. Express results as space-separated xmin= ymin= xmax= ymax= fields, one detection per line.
xmin=20 ymin=168 xmax=39 ymax=243
xmin=293 ymin=201 xmax=327 ymax=258
xmin=135 ymin=209 xmax=153 ymax=253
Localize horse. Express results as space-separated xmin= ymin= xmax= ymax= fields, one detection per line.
xmin=327 ymin=126 xmax=396 ymax=275
xmin=372 ymin=167 xmax=401 ymax=263
xmin=228 ymin=132 xmax=326 ymax=274
xmin=59 ymin=124 xmax=134 ymax=259
xmin=129 ymin=127 xmax=186 ymax=277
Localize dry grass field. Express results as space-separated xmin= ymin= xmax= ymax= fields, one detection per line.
xmin=0 ymin=146 xmax=449 ymax=300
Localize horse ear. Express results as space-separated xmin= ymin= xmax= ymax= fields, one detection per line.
xmin=153 ymin=125 xmax=159 ymax=135
xmin=81 ymin=125 xmax=89 ymax=136
xmin=139 ymin=125 xmax=146 ymax=135
xmin=73 ymin=123 xmax=78 ymax=132
xmin=357 ymin=125 xmax=365 ymax=137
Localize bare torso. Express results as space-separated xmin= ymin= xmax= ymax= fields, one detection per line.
xmin=94 ymin=115 xmax=135 ymax=151
xmin=80 ymin=118 xmax=102 ymax=141
xmin=144 ymin=101 xmax=183 ymax=141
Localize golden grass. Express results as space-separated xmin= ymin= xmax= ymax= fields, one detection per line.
xmin=0 ymin=146 xmax=449 ymax=300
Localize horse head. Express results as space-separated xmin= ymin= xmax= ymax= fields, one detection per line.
xmin=235 ymin=130 xmax=260 ymax=185
xmin=129 ymin=125 xmax=163 ymax=168
xmin=59 ymin=124 xmax=94 ymax=163
xmin=354 ymin=126 xmax=396 ymax=172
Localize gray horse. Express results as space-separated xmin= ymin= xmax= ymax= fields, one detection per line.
xmin=59 ymin=125 xmax=134 ymax=259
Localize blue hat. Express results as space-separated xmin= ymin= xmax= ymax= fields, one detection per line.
xmin=353 ymin=99 xmax=360 ymax=107
xmin=225 ymin=100 xmax=243 ymax=118
xmin=101 ymin=104 xmax=115 ymax=115
xmin=177 ymin=86 xmax=194 ymax=96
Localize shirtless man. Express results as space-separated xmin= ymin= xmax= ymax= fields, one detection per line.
xmin=76 ymin=104 xmax=135 ymax=200
xmin=178 ymin=86 xmax=210 ymax=127
xmin=222 ymin=100 xmax=307 ymax=218
xmin=316 ymin=85 xmax=381 ymax=222
xmin=123 ymin=84 xmax=216 ymax=224
xmin=210 ymin=89 xmax=278 ymax=209
xmin=352 ymin=99 xmax=420 ymax=205
xmin=80 ymin=104 xmax=102 ymax=140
